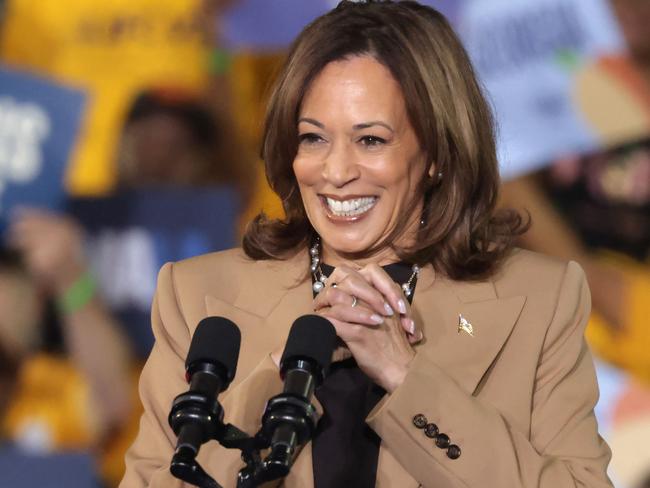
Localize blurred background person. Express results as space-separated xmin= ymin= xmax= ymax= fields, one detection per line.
xmin=0 ymin=243 xmax=131 ymax=487
xmin=0 ymin=1 xmax=251 ymax=486
xmin=117 ymin=88 xmax=252 ymax=198
xmin=1 ymin=74 xmax=251 ymax=488
xmin=0 ymin=0 xmax=221 ymax=194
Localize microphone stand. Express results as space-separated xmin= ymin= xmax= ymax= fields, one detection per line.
xmin=168 ymin=384 xmax=319 ymax=488
xmin=236 ymin=393 xmax=318 ymax=488
xmin=170 ymin=311 xmax=334 ymax=488
xmin=169 ymin=386 xmax=261 ymax=488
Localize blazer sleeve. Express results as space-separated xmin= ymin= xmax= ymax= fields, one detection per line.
xmin=120 ymin=262 xmax=284 ymax=488
xmin=366 ymin=261 xmax=613 ymax=487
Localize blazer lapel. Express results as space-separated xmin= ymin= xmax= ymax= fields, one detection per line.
xmin=203 ymin=250 xmax=315 ymax=396
xmin=412 ymin=267 xmax=526 ymax=395
xmin=231 ymin=251 xmax=310 ymax=318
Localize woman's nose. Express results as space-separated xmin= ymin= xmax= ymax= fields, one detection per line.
xmin=321 ymin=142 xmax=359 ymax=188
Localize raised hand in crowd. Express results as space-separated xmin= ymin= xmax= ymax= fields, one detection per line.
xmin=7 ymin=208 xmax=133 ymax=440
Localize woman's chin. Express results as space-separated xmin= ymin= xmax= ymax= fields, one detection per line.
xmin=322 ymin=238 xmax=372 ymax=256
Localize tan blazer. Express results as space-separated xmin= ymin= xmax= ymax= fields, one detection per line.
xmin=121 ymin=248 xmax=613 ymax=488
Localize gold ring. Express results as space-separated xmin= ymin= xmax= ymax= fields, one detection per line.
xmin=350 ymin=295 xmax=358 ymax=308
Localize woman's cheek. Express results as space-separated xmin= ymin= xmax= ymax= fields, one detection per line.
xmin=293 ymin=156 xmax=322 ymax=185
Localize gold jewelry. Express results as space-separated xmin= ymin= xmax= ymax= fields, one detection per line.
xmin=458 ymin=314 xmax=474 ymax=337
xmin=350 ymin=295 xmax=358 ymax=308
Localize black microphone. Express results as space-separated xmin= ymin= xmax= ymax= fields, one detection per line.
xmin=260 ymin=314 xmax=337 ymax=479
xmin=169 ymin=317 xmax=241 ymax=486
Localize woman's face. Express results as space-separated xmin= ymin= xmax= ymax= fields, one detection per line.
xmin=293 ymin=55 xmax=429 ymax=265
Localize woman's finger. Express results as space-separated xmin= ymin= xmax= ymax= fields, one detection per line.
xmin=400 ymin=315 xmax=415 ymax=336
xmin=358 ymin=263 xmax=411 ymax=316
xmin=401 ymin=315 xmax=424 ymax=344
xmin=317 ymin=311 xmax=367 ymax=344
xmin=318 ymin=302 xmax=384 ymax=328
xmin=358 ymin=264 xmax=419 ymax=338
xmin=328 ymin=265 xmax=393 ymax=316
xmin=313 ymin=285 xmax=358 ymax=310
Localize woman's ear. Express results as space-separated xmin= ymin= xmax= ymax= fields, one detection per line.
xmin=427 ymin=163 xmax=442 ymax=185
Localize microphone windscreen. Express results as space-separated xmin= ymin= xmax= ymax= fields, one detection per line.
xmin=186 ymin=317 xmax=241 ymax=384
xmin=281 ymin=314 xmax=337 ymax=376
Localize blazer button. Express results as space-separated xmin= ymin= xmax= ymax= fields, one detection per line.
xmin=424 ymin=423 xmax=439 ymax=438
xmin=447 ymin=444 xmax=461 ymax=460
xmin=412 ymin=414 xmax=428 ymax=429
xmin=435 ymin=433 xmax=450 ymax=449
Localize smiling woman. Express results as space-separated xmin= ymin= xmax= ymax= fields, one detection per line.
xmin=293 ymin=56 xmax=427 ymax=264
xmin=243 ymin=0 xmax=524 ymax=280
xmin=122 ymin=2 xmax=614 ymax=487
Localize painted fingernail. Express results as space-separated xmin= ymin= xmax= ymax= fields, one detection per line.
xmin=384 ymin=302 xmax=394 ymax=316
xmin=398 ymin=299 xmax=407 ymax=314
xmin=408 ymin=319 xmax=416 ymax=335
xmin=371 ymin=314 xmax=384 ymax=325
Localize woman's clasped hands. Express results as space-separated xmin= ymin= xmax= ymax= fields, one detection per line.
xmin=313 ymin=263 xmax=423 ymax=394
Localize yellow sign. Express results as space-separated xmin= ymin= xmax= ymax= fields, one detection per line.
xmin=1 ymin=0 xmax=209 ymax=195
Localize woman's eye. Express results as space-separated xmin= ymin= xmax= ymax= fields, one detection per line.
xmin=359 ymin=135 xmax=387 ymax=147
xmin=298 ymin=133 xmax=325 ymax=145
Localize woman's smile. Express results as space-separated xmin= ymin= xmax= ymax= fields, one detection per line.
xmin=320 ymin=195 xmax=378 ymax=220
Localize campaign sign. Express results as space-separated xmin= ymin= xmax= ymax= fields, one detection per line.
xmin=69 ymin=188 xmax=239 ymax=358
xmin=0 ymin=66 xmax=86 ymax=231
xmin=458 ymin=0 xmax=642 ymax=179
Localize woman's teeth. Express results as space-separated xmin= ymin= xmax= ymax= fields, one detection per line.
xmin=325 ymin=196 xmax=377 ymax=217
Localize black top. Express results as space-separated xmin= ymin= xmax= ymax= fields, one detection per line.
xmin=311 ymin=262 xmax=417 ymax=488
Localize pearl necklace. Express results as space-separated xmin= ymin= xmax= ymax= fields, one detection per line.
xmin=309 ymin=238 xmax=420 ymax=297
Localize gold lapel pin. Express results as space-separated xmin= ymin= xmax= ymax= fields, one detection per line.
xmin=458 ymin=314 xmax=474 ymax=337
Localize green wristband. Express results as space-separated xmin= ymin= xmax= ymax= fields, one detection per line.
xmin=208 ymin=48 xmax=232 ymax=75
xmin=56 ymin=272 xmax=97 ymax=315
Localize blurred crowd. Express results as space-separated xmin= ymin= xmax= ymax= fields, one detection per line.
xmin=0 ymin=0 xmax=649 ymax=487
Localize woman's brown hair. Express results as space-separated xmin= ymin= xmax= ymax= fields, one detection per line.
xmin=243 ymin=0 xmax=527 ymax=280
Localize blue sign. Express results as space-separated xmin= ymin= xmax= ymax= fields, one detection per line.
xmin=0 ymin=66 xmax=86 ymax=231
xmin=222 ymin=0 xmax=458 ymax=50
xmin=0 ymin=444 xmax=99 ymax=488
xmin=69 ymin=187 xmax=240 ymax=357
xmin=458 ymin=0 xmax=630 ymax=179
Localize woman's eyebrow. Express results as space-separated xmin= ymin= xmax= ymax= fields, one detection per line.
xmin=298 ymin=118 xmax=395 ymax=133
xmin=353 ymin=121 xmax=394 ymax=133
xmin=298 ymin=117 xmax=324 ymax=128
